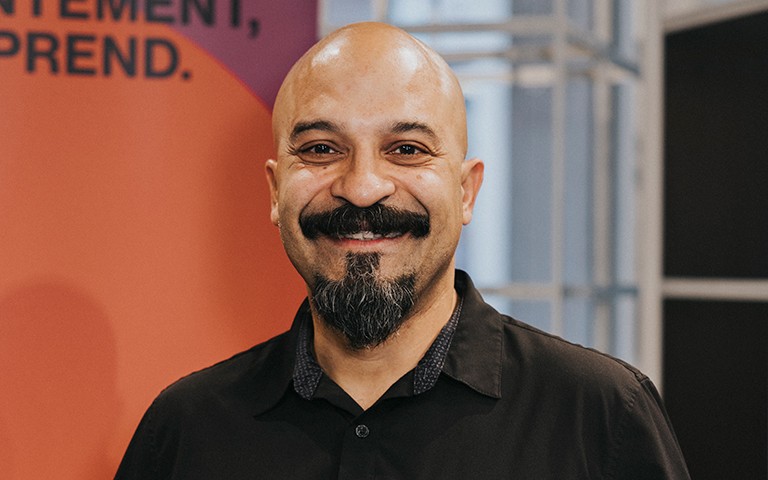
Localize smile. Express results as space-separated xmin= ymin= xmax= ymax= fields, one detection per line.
xmin=299 ymin=204 xmax=430 ymax=241
xmin=337 ymin=231 xmax=403 ymax=241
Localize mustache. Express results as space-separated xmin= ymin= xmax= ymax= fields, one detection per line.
xmin=299 ymin=203 xmax=430 ymax=240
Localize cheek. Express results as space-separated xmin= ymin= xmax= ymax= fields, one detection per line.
xmin=278 ymin=168 xmax=333 ymax=218
xmin=405 ymin=170 xmax=464 ymax=218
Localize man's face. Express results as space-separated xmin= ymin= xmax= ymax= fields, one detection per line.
xmin=266 ymin=26 xmax=482 ymax=343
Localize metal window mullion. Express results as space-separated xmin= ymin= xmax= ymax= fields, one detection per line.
xmin=480 ymin=283 xmax=559 ymax=300
xmin=663 ymin=278 xmax=768 ymax=302
xmin=551 ymin=0 xmax=569 ymax=338
xmin=664 ymin=0 xmax=768 ymax=33
xmin=403 ymin=16 xmax=558 ymax=35
xmin=592 ymin=68 xmax=614 ymax=353
xmin=637 ymin=0 xmax=665 ymax=387
xmin=594 ymin=0 xmax=613 ymax=44
xmin=591 ymin=0 xmax=615 ymax=354
xmin=373 ymin=0 xmax=389 ymax=22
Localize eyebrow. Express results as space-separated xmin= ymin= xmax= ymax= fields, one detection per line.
xmin=289 ymin=120 xmax=341 ymax=142
xmin=390 ymin=121 xmax=439 ymax=141
xmin=288 ymin=119 xmax=440 ymax=143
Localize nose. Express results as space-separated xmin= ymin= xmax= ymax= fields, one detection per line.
xmin=330 ymin=151 xmax=396 ymax=207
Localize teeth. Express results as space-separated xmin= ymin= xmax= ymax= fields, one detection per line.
xmin=339 ymin=231 xmax=403 ymax=240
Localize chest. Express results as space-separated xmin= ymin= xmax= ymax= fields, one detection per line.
xmin=165 ymin=383 xmax=605 ymax=480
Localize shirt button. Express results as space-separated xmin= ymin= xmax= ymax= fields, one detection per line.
xmin=355 ymin=424 xmax=370 ymax=438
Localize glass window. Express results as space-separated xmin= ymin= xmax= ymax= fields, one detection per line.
xmin=319 ymin=0 xmax=642 ymax=362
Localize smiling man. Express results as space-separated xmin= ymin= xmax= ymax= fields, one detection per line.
xmin=116 ymin=22 xmax=690 ymax=479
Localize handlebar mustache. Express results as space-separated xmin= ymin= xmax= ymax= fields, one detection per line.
xmin=299 ymin=203 xmax=430 ymax=240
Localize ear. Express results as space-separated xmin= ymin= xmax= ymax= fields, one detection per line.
xmin=460 ymin=158 xmax=484 ymax=225
xmin=264 ymin=159 xmax=280 ymax=227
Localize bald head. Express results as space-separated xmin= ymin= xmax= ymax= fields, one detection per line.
xmin=272 ymin=22 xmax=468 ymax=155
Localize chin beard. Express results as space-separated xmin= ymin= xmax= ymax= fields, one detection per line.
xmin=311 ymin=252 xmax=416 ymax=350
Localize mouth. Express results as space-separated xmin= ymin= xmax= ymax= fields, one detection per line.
xmin=336 ymin=230 xmax=404 ymax=241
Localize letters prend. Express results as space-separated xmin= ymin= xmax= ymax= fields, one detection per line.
xmin=0 ymin=0 xmax=260 ymax=80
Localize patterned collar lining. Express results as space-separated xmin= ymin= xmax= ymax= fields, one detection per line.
xmin=293 ymin=294 xmax=464 ymax=400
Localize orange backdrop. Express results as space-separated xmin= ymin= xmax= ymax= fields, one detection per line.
xmin=0 ymin=2 xmax=315 ymax=478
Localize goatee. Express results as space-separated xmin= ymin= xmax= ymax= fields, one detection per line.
xmin=311 ymin=252 xmax=416 ymax=350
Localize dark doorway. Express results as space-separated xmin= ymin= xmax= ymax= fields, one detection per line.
xmin=663 ymin=10 xmax=768 ymax=480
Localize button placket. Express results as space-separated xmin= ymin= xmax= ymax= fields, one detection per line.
xmin=354 ymin=424 xmax=370 ymax=438
xmin=337 ymin=418 xmax=378 ymax=479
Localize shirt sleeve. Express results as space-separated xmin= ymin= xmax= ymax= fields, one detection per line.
xmin=605 ymin=377 xmax=691 ymax=480
xmin=114 ymin=401 xmax=161 ymax=480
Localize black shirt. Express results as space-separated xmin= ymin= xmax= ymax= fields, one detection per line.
xmin=115 ymin=271 xmax=690 ymax=479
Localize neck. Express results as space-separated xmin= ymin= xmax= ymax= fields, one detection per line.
xmin=312 ymin=271 xmax=457 ymax=411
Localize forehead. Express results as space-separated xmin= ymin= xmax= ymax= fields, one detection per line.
xmin=281 ymin=31 xmax=462 ymax=119
xmin=290 ymin=82 xmax=446 ymax=134
xmin=272 ymin=25 xmax=468 ymax=153
xmin=280 ymin=67 xmax=458 ymax=145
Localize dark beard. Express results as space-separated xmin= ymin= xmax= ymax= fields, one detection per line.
xmin=311 ymin=252 xmax=416 ymax=350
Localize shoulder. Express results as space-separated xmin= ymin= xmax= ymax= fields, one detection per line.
xmin=450 ymin=271 xmax=647 ymax=403
xmin=497 ymin=316 xmax=690 ymax=478
xmin=500 ymin=315 xmax=646 ymax=402
xmin=150 ymin=329 xmax=294 ymax=416
xmin=503 ymin=315 xmax=645 ymax=384
xmin=115 ymin=329 xmax=298 ymax=478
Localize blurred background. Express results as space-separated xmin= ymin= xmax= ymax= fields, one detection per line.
xmin=1 ymin=0 xmax=766 ymax=478
xmin=318 ymin=2 xmax=767 ymax=478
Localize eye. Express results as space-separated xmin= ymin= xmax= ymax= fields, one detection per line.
xmin=387 ymin=142 xmax=433 ymax=166
xmin=303 ymin=143 xmax=337 ymax=155
xmin=293 ymin=142 xmax=344 ymax=164
xmin=390 ymin=144 xmax=422 ymax=155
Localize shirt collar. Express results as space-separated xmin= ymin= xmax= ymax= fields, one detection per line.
xmin=414 ymin=294 xmax=462 ymax=394
xmin=248 ymin=301 xmax=308 ymax=417
xmin=441 ymin=270 xmax=503 ymax=399
xmin=292 ymin=291 xmax=465 ymax=400
xmin=250 ymin=270 xmax=503 ymax=417
xmin=292 ymin=313 xmax=323 ymax=400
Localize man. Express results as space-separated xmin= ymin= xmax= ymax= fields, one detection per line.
xmin=116 ymin=22 xmax=690 ymax=479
